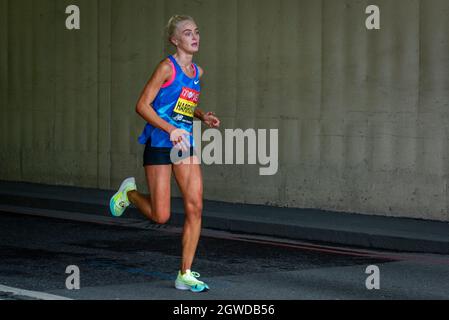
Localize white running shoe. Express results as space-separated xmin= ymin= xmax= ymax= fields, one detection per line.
xmin=109 ymin=177 xmax=137 ymax=217
xmin=175 ymin=270 xmax=210 ymax=293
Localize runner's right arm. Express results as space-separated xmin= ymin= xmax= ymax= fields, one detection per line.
xmin=136 ymin=60 xmax=177 ymax=134
xmin=136 ymin=60 xmax=190 ymax=149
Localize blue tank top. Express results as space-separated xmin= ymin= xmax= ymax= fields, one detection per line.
xmin=137 ymin=55 xmax=201 ymax=148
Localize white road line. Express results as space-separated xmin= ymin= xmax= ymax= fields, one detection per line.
xmin=0 ymin=284 xmax=72 ymax=300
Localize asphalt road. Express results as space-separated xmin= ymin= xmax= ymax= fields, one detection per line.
xmin=0 ymin=211 xmax=449 ymax=300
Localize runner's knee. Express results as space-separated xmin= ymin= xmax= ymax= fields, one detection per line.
xmin=153 ymin=209 xmax=170 ymax=225
xmin=185 ymin=199 xmax=202 ymax=220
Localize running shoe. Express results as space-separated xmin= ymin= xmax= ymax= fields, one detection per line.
xmin=175 ymin=270 xmax=209 ymax=293
xmin=109 ymin=177 xmax=137 ymax=217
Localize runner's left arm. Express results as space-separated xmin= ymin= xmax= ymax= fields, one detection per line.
xmin=194 ymin=66 xmax=220 ymax=128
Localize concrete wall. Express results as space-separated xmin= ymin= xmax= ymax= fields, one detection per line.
xmin=1 ymin=0 xmax=449 ymax=221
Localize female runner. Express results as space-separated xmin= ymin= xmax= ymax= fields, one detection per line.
xmin=109 ymin=15 xmax=220 ymax=293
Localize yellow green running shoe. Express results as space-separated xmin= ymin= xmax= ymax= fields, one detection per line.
xmin=175 ymin=270 xmax=209 ymax=293
xmin=109 ymin=177 xmax=137 ymax=217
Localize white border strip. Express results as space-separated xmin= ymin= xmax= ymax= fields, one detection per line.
xmin=0 ymin=284 xmax=72 ymax=300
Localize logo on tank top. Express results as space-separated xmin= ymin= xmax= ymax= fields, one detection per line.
xmin=171 ymin=87 xmax=200 ymax=125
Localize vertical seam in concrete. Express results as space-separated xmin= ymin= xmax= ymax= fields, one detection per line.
xmin=416 ymin=0 xmax=422 ymax=184
xmin=415 ymin=0 xmax=420 ymax=182
xmin=214 ymin=0 xmax=220 ymax=136
xmin=30 ymin=0 xmax=37 ymax=181
xmin=163 ymin=0 xmax=168 ymax=57
xmin=96 ymin=0 xmax=112 ymax=189
xmin=52 ymin=0 xmax=56 ymax=182
xmin=5 ymin=0 xmax=9 ymax=149
xmin=417 ymin=0 xmax=422 ymax=115
xmin=107 ymin=0 xmax=113 ymax=189
xmin=8 ymin=0 xmax=21 ymax=180
xmin=319 ymin=0 xmax=324 ymax=176
xmin=255 ymin=0 xmax=260 ymax=131
xmin=232 ymin=0 xmax=241 ymax=158
xmin=235 ymin=0 xmax=239 ymax=123
xmin=97 ymin=0 xmax=100 ymax=188
xmin=16 ymin=0 xmax=23 ymax=181
xmin=108 ymin=1 xmax=112 ymax=189
xmin=95 ymin=0 xmax=99 ymax=188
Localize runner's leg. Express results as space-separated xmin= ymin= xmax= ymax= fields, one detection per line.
xmin=127 ymin=164 xmax=172 ymax=224
xmin=172 ymin=156 xmax=203 ymax=273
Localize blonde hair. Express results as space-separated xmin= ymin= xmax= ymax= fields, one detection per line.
xmin=166 ymin=15 xmax=196 ymax=46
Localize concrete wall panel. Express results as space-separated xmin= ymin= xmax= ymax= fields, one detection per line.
xmin=1 ymin=0 xmax=449 ymax=221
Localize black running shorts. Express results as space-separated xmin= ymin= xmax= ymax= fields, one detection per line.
xmin=143 ymin=138 xmax=195 ymax=166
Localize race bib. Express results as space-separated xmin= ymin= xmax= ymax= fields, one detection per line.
xmin=171 ymin=87 xmax=200 ymax=125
